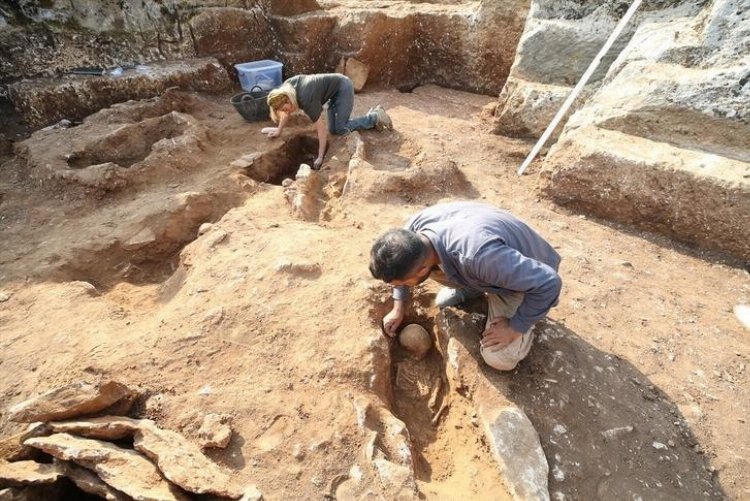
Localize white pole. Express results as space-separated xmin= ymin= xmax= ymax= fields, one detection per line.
xmin=517 ymin=0 xmax=643 ymax=176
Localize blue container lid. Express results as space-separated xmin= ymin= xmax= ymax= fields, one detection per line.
xmin=235 ymin=60 xmax=283 ymax=71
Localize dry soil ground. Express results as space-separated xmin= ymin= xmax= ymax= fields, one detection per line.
xmin=0 ymin=85 xmax=748 ymax=500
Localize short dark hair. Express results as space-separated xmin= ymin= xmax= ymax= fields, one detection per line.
xmin=369 ymin=229 xmax=426 ymax=282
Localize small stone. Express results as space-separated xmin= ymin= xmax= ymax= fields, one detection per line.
xmin=0 ymin=291 xmax=11 ymax=302
xmin=123 ymin=227 xmax=157 ymax=250
xmin=552 ymin=424 xmax=567 ymax=435
xmin=552 ymin=464 xmax=565 ymax=482
xmin=230 ymin=158 xmax=253 ymax=168
xmin=667 ymin=440 xmax=675 ymax=447
xmin=601 ymin=426 xmax=634 ymax=441
xmin=293 ymin=443 xmax=305 ymax=460
xmin=240 ymin=485 xmax=263 ymax=501
xmin=197 ymin=223 xmax=213 ymax=236
xmin=197 ymin=414 xmax=233 ymax=449
xmin=652 ymin=441 xmax=668 ymax=450
xmin=204 ymin=229 xmax=228 ymax=248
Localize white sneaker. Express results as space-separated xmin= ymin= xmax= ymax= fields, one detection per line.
xmin=435 ymin=287 xmax=482 ymax=308
xmin=373 ymin=105 xmax=393 ymax=131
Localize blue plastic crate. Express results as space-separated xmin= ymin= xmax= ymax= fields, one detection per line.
xmin=234 ymin=60 xmax=283 ymax=92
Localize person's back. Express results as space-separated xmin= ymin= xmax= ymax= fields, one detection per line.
xmin=286 ymin=74 xmax=346 ymax=122
xmin=405 ymin=201 xmax=561 ymax=286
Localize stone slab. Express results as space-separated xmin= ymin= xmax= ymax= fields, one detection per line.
xmin=24 ymin=433 xmax=189 ymax=501
xmin=545 ymin=126 xmax=750 ymax=261
xmin=7 ymin=381 xmax=134 ymax=423
xmin=134 ymin=422 xmax=243 ymax=498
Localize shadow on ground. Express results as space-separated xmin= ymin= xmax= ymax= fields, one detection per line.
xmin=449 ymin=302 xmax=726 ymax=500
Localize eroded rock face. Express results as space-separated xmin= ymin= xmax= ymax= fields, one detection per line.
xmin=3 ymin=0 xmax=527 ymax=114
xmin=24 ymin=433 xmax=190 ymax=501
xmin=542 ymin=0 xmax=750 ymax=260
xmin=7 ymin=381 xmax=134 ymax=423
xmin=8 ymin=58 xmax=231 ymax=127
xmin=493 ymin=0 xmax=705 ymax=138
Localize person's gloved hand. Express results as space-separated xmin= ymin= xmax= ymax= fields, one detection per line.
xmin=313 ymin=156 xmax=324 ymax=170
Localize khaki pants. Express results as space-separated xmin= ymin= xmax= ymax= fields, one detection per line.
xmin=431 ymin=270 xmax=535 ymax=371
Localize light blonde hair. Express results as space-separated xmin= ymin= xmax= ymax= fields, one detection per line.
xmin=267 ymin=84 xmax=299 ymax=123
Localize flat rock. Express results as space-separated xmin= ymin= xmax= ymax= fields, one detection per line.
xmin=197 ymin=414 xmax=233 ymax=449
xmin=0 ymin=461 xmax=63 ymax=487
xmin=123 ymin=227 xmax=157 ymax=251
xmin=7 ymin=381 xmax=134 ymax=423
xmin=134 ymin=422 xmax=243 ymax=498
xmin=481 ymin=406 xmax=549 ymax=501
xmin=55 ymin=460 xmax=130 ymax=501
xmin=24 ymin=433 xmax=189 ymax=501
xmin=0 ymin=424 xmax=50 ymax=462
xmin=49 ymin=416 xmax=142 ymax=441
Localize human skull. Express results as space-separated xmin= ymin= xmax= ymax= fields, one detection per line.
xmin=398 ymin=324 xmax=432 ymax=360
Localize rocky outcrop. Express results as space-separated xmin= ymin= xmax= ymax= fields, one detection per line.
xmin=542 ymin=0 xmax=750 ymax=260
xmin=276 ymin=0 xmax=529 ymax=94
xmin=25 ymin=433 xmax=191 ymax=501
xmin=493 ymin=1 xmax=707 ymax=138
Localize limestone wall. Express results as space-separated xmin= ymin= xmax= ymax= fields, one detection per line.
xmin=535 ymin=0 xmax=750 ymax=260
xmin=0 ymin=0 xmax=528 ymax=97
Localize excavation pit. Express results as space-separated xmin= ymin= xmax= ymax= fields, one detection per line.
xmin=244 ymin=135 xmax=319 ymax=185
xmin=65 ymin=112 xmax=190 ymax=170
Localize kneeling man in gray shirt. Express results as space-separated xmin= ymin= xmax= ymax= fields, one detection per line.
xmin=369 ymin=201 xmax=562 ymax=371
